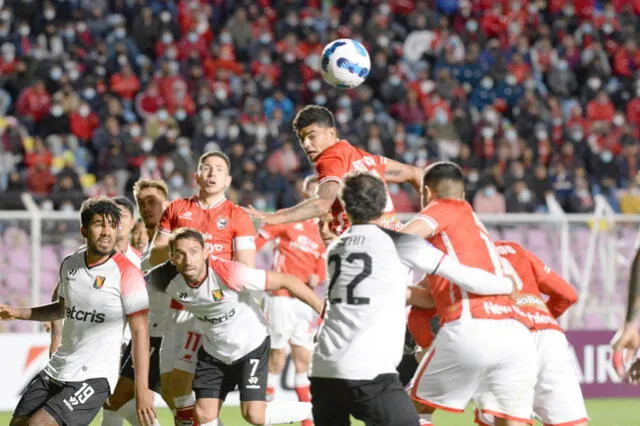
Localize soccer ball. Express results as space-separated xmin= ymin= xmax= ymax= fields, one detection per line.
xmin=320 ymin=39 xmax=371 ymax=89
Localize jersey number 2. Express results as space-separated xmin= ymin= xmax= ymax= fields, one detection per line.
xmin=327 ymin=253 xmax=372 ymax=305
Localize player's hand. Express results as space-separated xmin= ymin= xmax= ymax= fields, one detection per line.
xmin=611 ymin=323 xmax=640 ymax=378
xmin=245 ymin=205 xmax=278 ymax=225
xmin=626 ymin=358 xmax=640 ymax=384
xmin=136 ymin=388 xmax=157 ymax=426
xmin=0 ymin=305 xmax=18 ymax=320
xmin=49 ymin=335 xmax=61 ymax=358
xmin=319 ymin=215 xmax=338 ymax=245
xmin=505 ymin=274 xmax=520 ymax=301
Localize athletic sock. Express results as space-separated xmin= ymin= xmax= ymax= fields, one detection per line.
xmin=175 ymin=393 xmax=199 ymax=426
xmin=267 ymin=372 xmax=279 ymax=401
xmin=264 ymin=401 xmax=313 ymax=425
xmin=117 ymin=398 xmax=142 ymax=426
xmin=419 ymin=413 xmax=433 ymax=425
xmin=294 ymin=373 xmax=313 ymax=426
xmin=199 ymin=420 xmax=222 ymax=426
xmin=101 ymin=409 xmax=124 ymax=426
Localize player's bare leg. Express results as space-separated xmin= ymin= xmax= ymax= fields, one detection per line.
xmin=194 ymin=398 xmax=224 ymax=425
xmin=23 ymin=408 xmax=59 ymax=426
xmin=413 ymin=402 xmax=435 ymax=426
xmin=160 ymin=371 xmax=177 ymax=411
xmin=172 ymin=369 xmax=197 ymax=425
xmin=267 ymin=348 xmax=286 ymax=400
xmin=102 ymin=376 xmax=138 ymax=426
xmin=290 ymin=344 xmax=313 ymax=426
xmin=9 ymin=416 xmax=28 ymax=426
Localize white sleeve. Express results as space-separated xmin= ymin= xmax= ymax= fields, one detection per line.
xmin=391 ymin=231 xmax=513 ymax=295
xmin=119 ymin=264 xmax=150 ymax=316
xmin=212 ymin=258 xmax=267 ymax=292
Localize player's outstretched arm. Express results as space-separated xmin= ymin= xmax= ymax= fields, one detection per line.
xmin=147 ymin=230 xmax=171 ymax=267
xmin=267 ymin=271 xmax=324 ymax=314
xmin=384 ymin=158 xmax=423 ymax=194
xmin=247 ymin=181 xmax=340 ymax=226
xmin=0 ymin=298 xmax=65 ymax=322
xmin=128 ymin=312 xmax=156 ymax=426
xmin=394 ymin=233 xmax=513 ymax=295
xmin=49 ymin=281 xmax=62 ymax=357
xmin=400 ymin=216 xmax=435 ymax=239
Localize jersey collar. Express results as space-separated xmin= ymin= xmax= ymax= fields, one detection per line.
xmin=195 ymin=195 xmax=226 ymax=210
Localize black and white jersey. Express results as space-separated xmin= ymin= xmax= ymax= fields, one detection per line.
xmin=311 ymin=224 xmax=513 ymax=381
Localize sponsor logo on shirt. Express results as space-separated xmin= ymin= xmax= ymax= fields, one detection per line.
xmin=179 ymin=211 xmax=193 ymax=220
xmin=93 ymin=276 xmax=106 ymax=289
xmin=66 ymin=305 xmax=106 ymax=323
xmin=212 ymin=290 xmax=224 ymax=301
xmin=198 ymin=308 xmax=236 ymax=325
xmin=178 ymin=292 xmax=188 ymax=300
xmin=217 ymin=217 xmax=228 ymax=230
xmin=66 ymin=269 xmax=78 ymax=280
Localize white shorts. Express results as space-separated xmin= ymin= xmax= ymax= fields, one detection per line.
xmin=410 ymin=318 xmax=537 ymax=424
xmin=159 ymin=308 xmax=201 ymax=375
xmin=475 ymin=329 xmax=588 ymax=426
xmin=266 ymin=295 xmax=317 ymax=351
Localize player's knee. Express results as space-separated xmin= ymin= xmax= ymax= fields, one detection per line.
xmin=194 ymin=400 xmax=218 ymax=424
xmin=241 ymin=403 xmax=266 ymax=425
xmin=103 ymin=384 xmax=135 ymax=411
xmin=269 ymin=349 xmax=286 ymax=373
xmin=170 ymin=369 xmax=194 ymax=395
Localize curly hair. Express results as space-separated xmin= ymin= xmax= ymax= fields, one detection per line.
xmin=339 ymin=171 xmax=387 ymax=224
xmin=80 ymin=197 xmax=122 ymax=229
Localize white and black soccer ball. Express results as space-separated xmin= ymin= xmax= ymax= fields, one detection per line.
xmin=320 ymin=38 xmax=371 ymax=89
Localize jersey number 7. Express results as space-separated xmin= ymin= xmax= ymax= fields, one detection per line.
xmin=327 ymin=253 xmax=372 ymax=305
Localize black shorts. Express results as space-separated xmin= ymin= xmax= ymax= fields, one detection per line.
xmin=310 ymin=373 xmax=419 ymax=426
xmin=13 ymin=371 xmax=110 ymax=426
xmin=120 ymin=336 xmax=163 ymax=393
xmin=397 ymin=328 xmax=419 ymax=387
xmin=192 ymin=336 xmax=270 ymax=402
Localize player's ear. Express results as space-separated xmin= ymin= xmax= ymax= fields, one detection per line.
xmin=80 ymin=226 xmax=87 ymax=239
xmin=224 ymin=175 xmax=231 ymax=189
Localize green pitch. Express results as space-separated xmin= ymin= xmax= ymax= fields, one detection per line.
xmin=1 ymin=399 xmax=639 ymax=425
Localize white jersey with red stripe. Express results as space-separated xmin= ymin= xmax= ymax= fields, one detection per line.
xmin=149 ymin=257 xmax=269 ymax=363
xmin=44 ymin=249 xmax=149 ymax=391
xmin=311 ymin=224 xmax=513 ymax=381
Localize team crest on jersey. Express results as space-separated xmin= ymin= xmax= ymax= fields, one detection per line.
xmin=93 ymin=276 xmax=106 ymax=289
xmin=212 ymin=290 xmax=224 ymax=301
xmin=217 ymin=218 xmax=228 ymax=230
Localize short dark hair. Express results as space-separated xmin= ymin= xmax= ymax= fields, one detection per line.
xmin=169 ymin=227 xmax=205 ymax=254
xmin=111 ymin=196 xmax=135 ymax=216
xmin=133 ymin=179 xmax=169 ymax=200
xmin=422 ymin=161 xmax=464 ymax=188
xmin=339 ymin=171 xmax=387 ymax=224
xmin=292 ymin=105 xmax=335 ymax=134
xmin=198 ymin=151 xmax=231 ymax=172
xmin=80 ymin=197 xmax=122 ymax=229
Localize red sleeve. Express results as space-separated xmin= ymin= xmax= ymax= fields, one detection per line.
xmin=233 ymin=206 xmax=257 ymax=238
xmin=408 ymin=307 xmax=439 ymax=348
xmin=256 ymin=224 xmax=284 ymax=251
xmin=525 ymin=248 xmax=578 ymax=318
xmin=416 ymin=201 xmax=454 ymax=235
xmin=157 ymin=200 xmax=179 ymax=235
xmin=315 ymin=148 xmax=349 ymax=184
xmin=211 ymin=257 xmax=267 ymax=292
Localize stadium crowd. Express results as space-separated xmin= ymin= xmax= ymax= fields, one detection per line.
xmin=0 ymin=0 xmax=640 ymax=214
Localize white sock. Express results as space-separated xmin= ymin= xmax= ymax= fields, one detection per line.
xmin=264 ymin=401 xmax=313 ymax=425
xmin=200 ymin=420 xmax=222 ymax=426
xmin=117 ymin=398 xmax=141 ymax=426
xmin=174 ymin=392 xmax=196 ymax=408
xmin=268 ymin=372 xmax=280 ymax=388
xmin=294 ymin=372 xmax=310 ymax=388
xmin=419 ymin=412 xmax=433 ymax=425
xmin=101 ymin=409 xmax=124 ymax=426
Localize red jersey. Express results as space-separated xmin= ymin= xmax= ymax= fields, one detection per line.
xmin=256 ymin=219 xmax=326 ymax=297
xmin=314 ymin=140 xmax=400 ymax=234
xmin=417 ymin=199 xmax=520 ymax=324
xmin=158 ymin=196 xmax=256 ymax=260
xmin=495 ymin=241 xmax=578 ymax=332
xmin=158 ymin=196 xmax=256 ymax=311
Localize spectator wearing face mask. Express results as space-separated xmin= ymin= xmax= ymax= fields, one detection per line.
xmin=506 ymin=179 xmax=537 ymax=212
xmin=40 ymin=103 xmax=70 ymax=136
xmin=568 ymin=177 xmax=595 ymax=213
xmin=69 ymin=102 xmax=100 ymax=142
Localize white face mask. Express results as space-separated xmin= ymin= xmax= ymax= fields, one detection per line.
xmin=78 ymin=105 xmax=90 ymax=117
xmin=18 ymin=26 xmax=30 ymax=36
xmin=44 ymin=9 xmax=55 ymax=20
xmin=130 ymin=126 xmax=141 ymax=137
xmin=162 ymin=33 xmax=173 ymax=44
xmin=161 ymin=12 xmax=171 ymax=23
xmin=536 ymin=130 xmax=548 ymax=140
xmin=141 ymin=138 xmax=153 ymax=152
xmin=228 ymin=125 xmax=240 ymax=139
xmin=308 ymin=80 xmax=321 ymax=92
xmin=157 ymin=110 xmax=169 ymax=121
xmin=204 ymin=125 xmax=215 ymax=137
xmin=481 ymin=127 xmax=494 ymax=139
xmin=613 ymin=115 xmax=624 ymax=126
xmin=51 ymin=105 xmax=64 ymax=117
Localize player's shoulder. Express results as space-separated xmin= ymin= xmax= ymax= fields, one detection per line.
xmin=60 ymin=248 xmax=85 ymax=271
xmin=112 ymin=252 xmax=143 ymax=277
xmin=146 ymin=260 xmax=180 ymax=291
xmin=420 ymin=198 xmax=469 ymax=214
xmin=318 ymin=139 xmax=354 ymax=160
xmin=494 ymin=240 xmax=524 ymax=255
